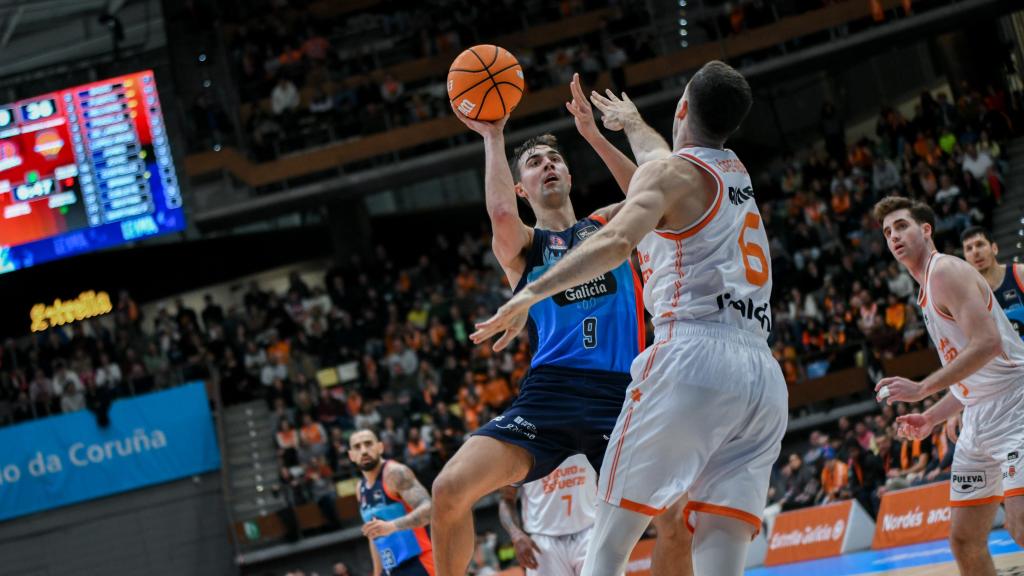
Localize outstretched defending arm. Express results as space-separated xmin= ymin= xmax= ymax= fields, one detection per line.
xmin=590 ymin=90 xmax=671 ymax=165
xmin=567 ymin=74 xmax=637 ymax=194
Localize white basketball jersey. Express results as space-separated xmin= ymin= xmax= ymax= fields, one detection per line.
xmin=919 ymin=252 xmax=1024 ymax=405
xmin=636 ymin=146 xmax=772 ymax=338
xmin=521 ymin=454 xmax=596 ymax=537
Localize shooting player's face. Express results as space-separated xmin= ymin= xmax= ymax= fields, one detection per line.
xmin=517 ymin=145 xmax=571 ymax=207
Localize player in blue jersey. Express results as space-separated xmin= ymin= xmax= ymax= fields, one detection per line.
xmin=962 ymin=226 xmax=1024 ymax=338
xmin=432 ymin=76 xmax=691 ymax=576
xmin=351 ymin=429 xmax=435 ymax=576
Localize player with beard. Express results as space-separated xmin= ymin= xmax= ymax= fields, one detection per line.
xmin=351 ymin=429 xmax=434 ymax=576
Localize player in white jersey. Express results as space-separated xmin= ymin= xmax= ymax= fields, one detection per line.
xmin=498 ymin=454 xmax=597 ymax=576
xmin=471 ymin=60 xmax=787 ymax=576
xmin=873 ymin=196 xmax=1024 ymax=576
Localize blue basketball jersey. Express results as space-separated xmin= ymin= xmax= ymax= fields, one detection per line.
xmin=993 ymin=264 xmax=1024 ymax=339
xmin=358 ymin=461 xmax=431 ymax=572
xmin=514 ymin=216 xmax=645 ymax=374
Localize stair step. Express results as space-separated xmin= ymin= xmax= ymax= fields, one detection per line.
xmin=227 ymin=452 xmax=279 ymax=467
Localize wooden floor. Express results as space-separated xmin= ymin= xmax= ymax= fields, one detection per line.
xmin=746 ymin=530 xmax=1022 ymax=576
xmin=867 ymin=552 xmax=1024 ymax=575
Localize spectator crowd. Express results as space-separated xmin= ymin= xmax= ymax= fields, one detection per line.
xmin=1 ymin=71 xmax=1019 ymax=567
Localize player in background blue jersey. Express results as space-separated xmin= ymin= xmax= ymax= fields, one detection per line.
xmin=431 ymin=75 xmax=692 ymax=576
xmin=352 ymin=429 xmax=435 ymax=576
xmin=961 ymin=226 xmax=1024 ymax=338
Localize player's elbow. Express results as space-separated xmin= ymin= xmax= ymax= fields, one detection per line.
xmin=979 ymin=331 xmax=1004 ymax=361
xmin=488 ymin=205 xmax=519 ymax=224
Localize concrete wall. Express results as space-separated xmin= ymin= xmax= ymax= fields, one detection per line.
xmin=0 ymin=472 xmax=235 ymax=576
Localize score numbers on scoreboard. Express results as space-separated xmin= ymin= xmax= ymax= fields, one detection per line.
xmin=0 ymin=107 xmax=14 ymax=129
xmin=20 ymin=98 xmax=57 ymax=123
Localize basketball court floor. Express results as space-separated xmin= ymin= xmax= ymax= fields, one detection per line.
xmin=746 ymin=530 xmax=1024 ymax=575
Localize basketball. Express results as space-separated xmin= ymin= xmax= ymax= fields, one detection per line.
xmin=447 ymin=44 xmax=525 ymax=122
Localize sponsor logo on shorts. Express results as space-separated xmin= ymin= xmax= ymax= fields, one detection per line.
xmin=576 ymin=224 xmax=599 ymax=241
xmin=1009 ymin=451 xmax=1019 ymax=462
xmin=1010 ymin=465 xmax=1017 ymax=479
xmin=715 ymin=291 xmax=772 ymax=332
xmin=495 ymin=416 xmax=538 ymax=440
xmin=952 ymin=471 xmax=987 ymax=494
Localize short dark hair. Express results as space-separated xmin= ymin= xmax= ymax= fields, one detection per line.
xmin=871 ymin=196 xmax=936 ymax=230
xmin=960 ymin=225 xmax=993 ymax=245
xmin=348 ymin=428 xmax=379 ymax=447
xmin=687 ymin=60 xmax=753 ymax=142
xmin=510 ymin=134 xmax=563 ymax=183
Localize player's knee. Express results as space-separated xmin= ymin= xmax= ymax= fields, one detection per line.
xmin=1007 ymin=517 xmax=1024 ymax=548
xmin=431 ymin=469 xmax=472 ymax=518
xmin=949 ymin=527 xmax=986 ymax=557
xmin=651 ymin=510 xmax=691 ymax=547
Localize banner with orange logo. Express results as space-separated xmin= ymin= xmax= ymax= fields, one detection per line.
xmin=872 ymin=481 xmax=951 ymax=549
xmin=764 ymin=500 xmax=875 ymax=566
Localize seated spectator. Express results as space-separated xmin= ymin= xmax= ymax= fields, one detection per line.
xmin=270 ymin=397 xmax=295 ymax=430
xmin=307 ymin=456 xmax=341 ymax=529
xmin=327 ymin=427 xmax=353 ymax=479
xmin=885 ymin=431 xmax=933 ymax=490
xmin=276 ymin=418 xmax=299 ymax=466
xmin=380 ymin=416 xmax=406 ymax=458
xmin=316 ymin=388 xmax=346 ymax=428
xmin=818 ymin=447 xmax=848 ymax=505
xmin=53 ymin=362 xmax=84 ymax=409
xmin=261 ymin=357 xmax=289 ymax=387
xmin=961 ymin=142 xmax=995 ymax=180
xmin=354 ymin=402 xmax=382 ymax=431
xmin=779 ymin=453 xmax=818 ymax=511
xmin=94 ymin=353 xmax=123 ymax=392
xmin=847 ymin=439 xmax=885 ymax=516
xmin=299 ymin=413 xmax=329 ymax=459
xmin=405 ymin=426 xmax=429 ymax=472
xmin=271 ymin=77 xmax=301 ymax=117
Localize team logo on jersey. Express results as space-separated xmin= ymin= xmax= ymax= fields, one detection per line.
xmin=1009 ymin=451 xmax=1020 ymax=462
xmin=951 ymin=471 xmax=987 ymax=493
xmin=728 ymin=185 xmax=754 ymax=206
xmin=576 ymin=224 xmax=598 ymax=241
xmin=549 ymin=235 xmax=567 ymax=250
xmin=553 ymin=273 xmax=617 ymax=306
xmin=1004 ymin=289 xmax=1018 ymax=302
xmin=716 ymin=291 xmax=771 ymax=332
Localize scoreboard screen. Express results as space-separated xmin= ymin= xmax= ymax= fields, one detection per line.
xmin=0 ymin=70 xmax=184 ymax=274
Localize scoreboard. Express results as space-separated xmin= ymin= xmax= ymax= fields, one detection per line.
xmin=0 ymin=70 xmax=184 ymax=274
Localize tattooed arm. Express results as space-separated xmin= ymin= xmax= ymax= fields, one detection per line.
xmin=363 ymin=462 xmax=432 ymax=539
xmin=499 ymin=486 xmax=541 ymax=569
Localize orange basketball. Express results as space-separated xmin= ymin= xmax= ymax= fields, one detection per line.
xmin=448 ymin=45 xmax=525 ymax=121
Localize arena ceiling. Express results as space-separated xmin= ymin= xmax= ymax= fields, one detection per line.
xmin=0 ymin=0 xmax=165 ymax=80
